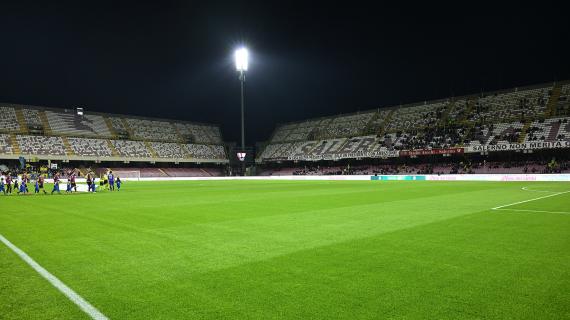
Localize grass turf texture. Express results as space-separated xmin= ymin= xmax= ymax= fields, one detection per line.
xmin=1 ymin=180 xmax=569 ymax=319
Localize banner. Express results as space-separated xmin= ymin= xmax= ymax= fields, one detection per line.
xmin=466 ymin=141 xmax=570 ymax=153
xmin=399 ymin=147 xmax=464 ymax=157
xmin=287 ymin=150 xmax=399 ymax=161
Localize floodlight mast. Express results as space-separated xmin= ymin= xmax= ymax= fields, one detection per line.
xmin=235 ymin=48 xmax=248 ymax=150
xmin=235 ymin=48 xmax=248 ymax=175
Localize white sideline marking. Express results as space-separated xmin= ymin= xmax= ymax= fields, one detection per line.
xmin=0 ymin=234 xmax=108 ymax=320
xmin=491 ymin=190 xmax=570 ymax=210
xmin=494 ymin=208 xmax=570 ymax=215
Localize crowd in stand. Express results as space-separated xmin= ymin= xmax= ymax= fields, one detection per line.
xmin=260 ymin=82 xmax=570 ymax=162
xmin=273 ymin=158 xmax=570 ymax=176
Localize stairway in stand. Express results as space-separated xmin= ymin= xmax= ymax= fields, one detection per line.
xmin=62 ymin=137 xmax=75 ymax=156
xmin=107 ymin=140 xmax=120 ymax=157
xmin=104 ymin=117 xmax=118 ymax=139
xmin=363 ymin=112 xmax=380 ymax=135
xmin=15 ymin=108 xmax=28 ymax=134
xmin=376 ymin=109 xmax=396 ymax=137
xmin=518 ymin=119 xmax=532 ymax=143
xmin=144 ymin=141 xmax=158 ymax=158
xmin=544 ymin=84 xmax=562 ymax=117
xmin=121 ymin=118 xmax=134 ymax=138
xmin=172 ymin=122 xmax=185 ymax=143
xmin=10 ymin=134 xmax=21 ymax=154
xmin=39 ymin=111 xmax=53 ymax=135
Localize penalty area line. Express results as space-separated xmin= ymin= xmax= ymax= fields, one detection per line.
xmin=491 ymin=190 xmax=570 ymax=211
xmin=0 ymin=234 xmax=109 ymax=320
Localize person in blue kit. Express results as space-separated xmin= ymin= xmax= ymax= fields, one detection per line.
xmin=66 ymin=179 xmax=72 ymax=193
xmin=51 ymin=173 xmax=61 ymax=194
xmin=18 ymin=179 xmax=27 ymax=194
xmin=116 ymin=175 xmax=122 ymax=191
xmin=108 ymin=170 xmax=115 ymax=191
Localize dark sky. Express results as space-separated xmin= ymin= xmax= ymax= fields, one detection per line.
xmin=1 ymin=2 xmax=569 ymax=144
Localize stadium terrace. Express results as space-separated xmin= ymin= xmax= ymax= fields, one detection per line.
xmin=1 ymin=81 xmax=570 ymax=178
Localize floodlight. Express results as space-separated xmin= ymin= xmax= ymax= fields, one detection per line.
xmin=235 ymin=47 xmax=249 ymax=72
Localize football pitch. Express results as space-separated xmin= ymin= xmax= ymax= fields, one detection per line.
xmin=1 ymin=180 xmax=569 ymax=319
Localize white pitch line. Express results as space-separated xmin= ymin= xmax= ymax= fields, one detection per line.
xmin=521 ymin=186 xmax=554 ymax=193
xmin=494 ymin=208 xmax=570 ymax=215
xmin=491 ymin=190 xmax=570 ymax=210
xmin=0 ymin=234 xmax=109 ymax=320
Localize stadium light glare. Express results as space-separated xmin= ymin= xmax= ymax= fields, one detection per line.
xmin=235 ymin=47 xmax=249 ymax=71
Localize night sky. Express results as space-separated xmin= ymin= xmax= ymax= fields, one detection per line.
xmin=1 ymin=2 xmax=569 ymax=145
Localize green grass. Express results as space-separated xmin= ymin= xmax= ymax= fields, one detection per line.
xmin=1 ymin=180 xmax=569 ymax=319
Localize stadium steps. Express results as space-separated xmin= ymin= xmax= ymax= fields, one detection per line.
xmin=38 ymin=111 xmax=53 ymax=135
xmin=438 ymin=100 xmax=455 ymax=126
xmin=316 ymin=119 xmax=334 ymax=140
xmin=107 ymin=139 xmax=120 ymax=157
xmin=200 ymin=168 xmax=213 ymax=176
xmin=377 ymin=109 xmax=396 ymax=136
xmin=547 ymin=121 xmax=561 ymax=141
xmin=121 ymin=118 xmax=134 ymax=138
xmin=172 ymin=123 xmax=185 ymax=143
xmin=9 ymin=134 xmax=21 ymax=154
xmin=518 ymin=120 xmax=532 ymax=143
xmin=363 ymin=112 xmax=380 ymax=134
xmin=104 ymin=117 xmax=118 ymax=138
xmin=545 ymin=84 xmax=562 ymax=117
xmin=144 ymin=141 xmax=159 ymax=158
xmin=158 ymin=168 xmax=169 ymax=176
xmin=461 ymin=97 xmax=477 ymax=122
xmin=61 ymin=137 xmax=75 ymax=156
xmin=14 ymin=108 xmax=28 ymax=134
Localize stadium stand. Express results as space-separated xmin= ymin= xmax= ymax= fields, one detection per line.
xmin=315 ymin=112 xmax=376 ymax=139
xmin=126 ymin=118 xmax=180 ymax=142
xmin=111 ymin=140 xmax=152 ymax=158
xmin=464 ymin=121 xmax=525 ymax=148
xmin=0 ymin=105 xmax=20 ymax=132
xmin=2 ymin=81 xmax=568 ymax=174
xmin=45 ymin=110 xmax=112 ymax=137
xmin=259 ymin=81 xmax=569 ymax=162
xmin=0 ymin=134 xmax=14 ymax=154
xmin=185 ymin=144 xmax=226 ymax=160
xmin=525 ymin=117 xmax=570 ymax=142
xmin=67 ymin=137 xmax=113 ymax=157
xmin=467 ymin=87 xmax=549 ymax=122
xmin=0 ymin=104 xmax=228 ymax=163
xmin=555 ymin=84 xmax=570 ymax=116
xmin=385 ymin=101 xmax=447 ymax=131
xmin=108 ymin=117 xmax=128 ymax=134
xmin=175 ymin=123 xmax=223 ymax=144
xmin=22 ymin=108 xmax=43 ymax=128
xmin=151 ymin=142 xmax=187 ymax=158
xmin=16 ymin=135 xmax=67 ymax=156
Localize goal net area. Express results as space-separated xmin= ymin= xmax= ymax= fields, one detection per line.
xmin=113 ymin=170 xmax=140 ymax=181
